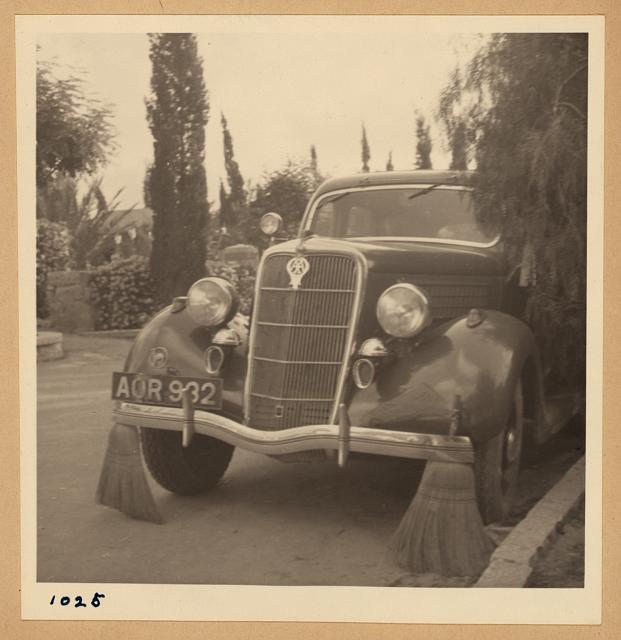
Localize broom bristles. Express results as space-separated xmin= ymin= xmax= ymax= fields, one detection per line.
xmin=96 ymin=423 xmax=163 ymax=524
xmin=391 ymin=461 xmax=494 ymax=577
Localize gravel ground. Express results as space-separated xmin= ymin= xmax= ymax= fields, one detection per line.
xmin=526 ymin=494 xmax=585 ymax=588
xmin=37 ymin=333 xmax=585 ymax=587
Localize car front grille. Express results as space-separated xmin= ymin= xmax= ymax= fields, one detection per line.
xmin=246 ymin=252 xmax=362 ymax=430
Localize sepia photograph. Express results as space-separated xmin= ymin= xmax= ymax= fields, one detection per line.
xmin=18 ymin=13 xmax=603 ymax=623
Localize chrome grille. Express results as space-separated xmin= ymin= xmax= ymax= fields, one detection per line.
xmin=246 ymin=252 xmax=361 ymax=430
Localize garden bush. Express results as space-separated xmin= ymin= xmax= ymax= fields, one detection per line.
xmin=36 ymin=219 xmax=73 ymax=317
xmin=205 ymin=260 xmax=256 ymax=315
xmin=89 ymin=257 xmax=256 ymax=330
xmin=89 ymin=256 xmax=158 ymax=330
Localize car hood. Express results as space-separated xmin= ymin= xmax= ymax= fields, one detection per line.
xmin=271 ymin=236 xmax=504 ymax=277
xmin=260 ymin=235 xmax=505 ymax=348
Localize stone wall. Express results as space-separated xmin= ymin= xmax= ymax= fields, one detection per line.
xmin=46 ymin=270 xmax=94 ymax=333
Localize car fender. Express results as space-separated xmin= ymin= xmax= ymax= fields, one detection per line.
xmin=122 ymin=306 xmax=249 ymax=421
xmin=347 ymin=310 xmax=546 ymax=442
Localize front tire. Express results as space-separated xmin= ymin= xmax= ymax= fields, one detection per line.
xmin=474 ymin=379 xmax=524 ymax=524
xmin=141 ymin=428 xmax=234 ymax=496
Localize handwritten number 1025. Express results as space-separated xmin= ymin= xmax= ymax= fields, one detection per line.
xmin=50 ymin=593 xmax=105 ymax=608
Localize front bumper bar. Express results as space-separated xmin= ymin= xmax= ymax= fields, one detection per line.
xmin=115 ymin=402 xmax=474 ymax=464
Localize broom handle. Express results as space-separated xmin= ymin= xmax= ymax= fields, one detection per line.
xmin=181 ymin=387 xmax=195 ymax=448
xmin=338 ymin=403 xmax=351 ymax=468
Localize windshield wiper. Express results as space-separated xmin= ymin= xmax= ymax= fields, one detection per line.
xmin=408 ymin=184 xmax=444 ymax=200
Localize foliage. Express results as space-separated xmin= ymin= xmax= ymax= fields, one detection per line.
xmin=111 ymin=225 xmax=152 ymax=262
xmin=36 ymin=56 xmax=116 ymax=190
xmin=415 ymin=114 xmax=433 ymax=169
xmin=220 ymin=113 xmax=247 ymax=233
xmin=438 ymin=34 xmax=588 ymax=387
xmin=36 ymin=219 xmax=73 ymax=317
xmin=88 ymin=256 xmax=158 ymax=330
xmin=36 ymin=173 xmax=79 ymax=224
xmin=361 ymin=124 xmax=370 ymax=172
xmin=246 ymin=160 xmax=324 ymax=249
xmin=438 ymin=68 xmax=474 ymax=171
xmin=205 ymin=261 xmax=256 ymax=315
xmin=37 ymin=174 xmax=134 ymax=269
xmin=386 ymin=151 xmax=394 ymax=171
xmin=201 ymin=211 xmax=221 ymax=262
xmin=145 ymin=33 xmax=210 ymax=306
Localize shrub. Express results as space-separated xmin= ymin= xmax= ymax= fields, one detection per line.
xmin=205 ymin=261 xmax=256 ymax=315
xmin=89 ymin=256 xmax=158 ymax=330
xmin=36 ymin=219 xmax=73 ymax=317
xmin=89 ymin=257 xmax=256 ymax=330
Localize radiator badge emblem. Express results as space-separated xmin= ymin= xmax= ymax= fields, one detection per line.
xmin=148 ymin=347 xmax=168 ymax=369
xmin=286 ymin=256 xmax=310 ymax=290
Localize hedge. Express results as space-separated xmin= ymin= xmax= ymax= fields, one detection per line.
xmin=36 ymin=219 xmax=73 ymax=317
xmin=88 ymin=256 xmax=158 ymax=330
xmin=88 ymin=257 xmax=256 ymax=330
xmin=205 ymin=261 xmax=256 ymax=315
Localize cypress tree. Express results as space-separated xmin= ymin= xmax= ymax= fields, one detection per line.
xmin=145 ymin=33 xmax=209 ymax=306
xmin=310 ymin=145 xmax=318 ymax=171
xmin=361 ymin=124 xmax=370 ymax=172
xmin=220 ymin=112 xmax=246 ymax=230
xmin=218 ymin=179 xmax=229 ymax=230
xmin=449 ymin=120 xmax=468 ymax=170
xmin=415 ymin=115 xmax=433 ymax=169
xmin=142 ymin=164 xmax=152 ymax=208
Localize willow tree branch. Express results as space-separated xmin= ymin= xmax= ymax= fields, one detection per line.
xmin=558 ymin=101 xmax=586 ymax=121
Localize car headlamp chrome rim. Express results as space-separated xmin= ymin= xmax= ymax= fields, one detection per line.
xmin=187 ymin=277 xmax=238 ymax=327
xmin=376 ymin=283 xmax=431 ymax=338
xmin=260 ymin=212 xmax=283 ymax=236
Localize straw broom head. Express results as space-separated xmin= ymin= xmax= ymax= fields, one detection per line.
xmin=96 ymin=423 xmax=163 ymax=524
xmin=391 ymin=461 xmax=495 ymax=577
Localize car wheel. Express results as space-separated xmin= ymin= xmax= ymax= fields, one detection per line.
xmin=140 ymin=428 xmax=234 ymax=496
xmin=474 ymin=379 xmax=524 ymax=524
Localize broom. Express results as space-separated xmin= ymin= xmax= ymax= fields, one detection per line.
xmin=96 ymin=423 xmax=163 ymax=524
xmin=390 ymin=461 xmax=494 ymax=577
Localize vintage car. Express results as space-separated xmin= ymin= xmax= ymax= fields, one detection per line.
xmin=111 ymin=170 xmax=579 ymax=524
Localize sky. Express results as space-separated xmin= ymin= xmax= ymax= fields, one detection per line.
xmin=37 ymin=31 xmax=481 ymax=209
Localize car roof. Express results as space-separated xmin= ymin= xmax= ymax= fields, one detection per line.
xmin=314 ymin=170 xmax=475 ymax=198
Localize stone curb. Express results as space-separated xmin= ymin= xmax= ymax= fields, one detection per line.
xmin=475 ymin=456 xmax=585 ymax=588
xmin=37 ymin=331 xmax=63 ymax=346
xmin=37 ymin=331 xmax=64 ymax=361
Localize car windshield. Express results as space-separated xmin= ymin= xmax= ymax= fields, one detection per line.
xmin=307 ymin=186 xmax=496 ymax=245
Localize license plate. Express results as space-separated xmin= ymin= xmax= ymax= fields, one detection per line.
xmin=112 ymin=372 xmax=223 ymax=410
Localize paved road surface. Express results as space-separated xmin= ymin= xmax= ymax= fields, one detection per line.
xmin=37 ymin=335 xmax=584 ymax=586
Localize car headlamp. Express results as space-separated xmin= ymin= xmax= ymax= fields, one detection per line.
xmin=187 ymin=277 xmax=238 ymax=327
xmin=260 ymin=212 xmax=283 ymax=236
xmin=376 ymin=283 xmax=431 ymax=338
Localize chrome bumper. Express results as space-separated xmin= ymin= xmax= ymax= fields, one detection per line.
xmin=115 ymin=402 xmax=474 ymax=464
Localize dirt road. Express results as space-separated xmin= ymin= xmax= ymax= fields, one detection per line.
xmin=37 ymin=335 xmax=584 ymax=587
